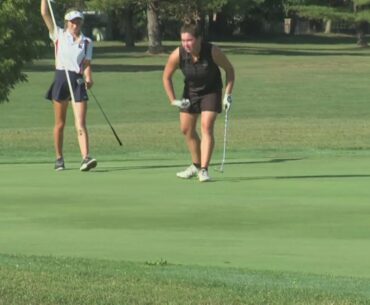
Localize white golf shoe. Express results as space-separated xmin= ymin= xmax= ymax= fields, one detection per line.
xmin=176 ymin=164 xmax=198 ymax=179
xmin=198 ymin=168 xmax=211 ymax=182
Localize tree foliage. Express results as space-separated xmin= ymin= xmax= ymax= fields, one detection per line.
xmin=0 ymin=0 xmax=45 ymax=103
xmin=354 ymin=0 xmax=370 ymax=6
xmin=286 ymin=0 xmax=370 ymax=22
xmin=291 ymin=4 xmax=353 ymax=21
xmin=87 ymin=0 xmax=145 ymax=11
xmin=282 ymin=0 xmax=370 ymax=45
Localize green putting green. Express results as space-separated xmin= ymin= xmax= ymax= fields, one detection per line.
xmin=1 ymin=156 xmax=369 ymax=278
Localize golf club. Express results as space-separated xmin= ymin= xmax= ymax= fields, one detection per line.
xmin=216 ymin=110 xmax=229 ymax=173
xmin=89 ymin=89 xmax=123 ymax=146
xmin=46 ymin=0 xmax=80 ymax=126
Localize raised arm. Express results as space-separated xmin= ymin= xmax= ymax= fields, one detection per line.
xmin=40 ymin=0 xmax=55 ymax=34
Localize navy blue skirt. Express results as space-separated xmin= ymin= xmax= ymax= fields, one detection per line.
xmin=46 ymin=70 xmax=88 ymax=102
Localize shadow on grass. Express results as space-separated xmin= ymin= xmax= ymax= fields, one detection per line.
xmin=91 ymin=158 xmax=302 ymax=173
xmin=0 ymin=157 xmax=176 ymax=166
xmin=25 ymin=35 xmax=367 ymax=74
xmin=224 ymin=46 xmax=367 ymax=57
xmin=93 ymin=45 xmax=173 ymax=56
xmin=3 ymin=158 xmax=370 ymax=182
xmin=216 ymin=34 xmax=359 ymax=45
xmin=91 ymin=36 xmax=364 ymax=59
xmin=24 ymin=64 xmax=164 ymax=73
xmin=217 ymin=174 xmax=370 ymax=183
xmin=93 ymin=64 xmax=164 ymax=72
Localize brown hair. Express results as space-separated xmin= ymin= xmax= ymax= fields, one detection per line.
xmin=180 ymin=21 xmax=202 ymax=38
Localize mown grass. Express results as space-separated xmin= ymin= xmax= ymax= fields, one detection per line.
xmin=1 ymin=117 xmax=370 ymax=163
xmin=2 ymin=37 xmax=370 ymax=161
xmin=1 ymin=254 xmax=369 ymax=305
xmin=2 ymin=36 xmax=370 ymax=304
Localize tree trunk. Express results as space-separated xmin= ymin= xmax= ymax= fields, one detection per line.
xmin=284 ymin=18 xmax=295 ymax=35
xmin=356 ymin=21 xmax=368 ymax=47
xmin=147 ymin=0 xmax=163 ymax=54
xmin=324 ymin=19 xmax=331 ymax=34
xmin=124 ymin=6 xmax=135 ymax=48
xmin=353 ymin=3 xmax=368 ymax=47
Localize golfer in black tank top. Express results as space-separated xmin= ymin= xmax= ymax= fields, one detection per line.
xmin=179 ymin=41 xmax=223 ymax=113
xmin=163 ymin=22 xmax=235 ymax=182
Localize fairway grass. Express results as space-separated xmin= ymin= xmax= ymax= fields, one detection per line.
xmin=1 ymin=253 xmax=369 ymax=305
xmin=2 ymin=37 xmax=370 ymax=304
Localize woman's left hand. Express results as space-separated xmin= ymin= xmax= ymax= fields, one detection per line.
xmin=85 ymin=80 xmax=94 ymax=89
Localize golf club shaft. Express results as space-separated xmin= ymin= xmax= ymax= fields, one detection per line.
xmin=89 ymin=89 xmax=123 ymax=146
xmin=46 ymin=0 xmax=57 ymax=29
xmin=219 ymin=110 xmax=229 ymax=172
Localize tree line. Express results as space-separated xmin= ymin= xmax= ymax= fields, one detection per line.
xmin=79 ymin=0 xmax=370 ymax=48
xmin=1 ymin=0 xmax=370 ymax=103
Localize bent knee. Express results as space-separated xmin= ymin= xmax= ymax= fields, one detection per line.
xmin=180 ymin=125 xmax=197 ymax=137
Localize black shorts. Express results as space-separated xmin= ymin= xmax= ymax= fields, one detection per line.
xmin=181 ymin=91 xmax=222 ymax=114
xmin=46 ymin=70 xmax=88 ymax=102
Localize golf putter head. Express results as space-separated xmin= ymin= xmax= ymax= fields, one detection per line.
xmin=214 ymin=164 xmax=225 ymax=173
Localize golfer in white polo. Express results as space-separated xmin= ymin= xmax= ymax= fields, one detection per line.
xmin=41 ymin=0 xmax=97 ymax=171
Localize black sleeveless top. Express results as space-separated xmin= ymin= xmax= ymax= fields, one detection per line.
xmin=179 ymin=42 xmax=222 ymax=97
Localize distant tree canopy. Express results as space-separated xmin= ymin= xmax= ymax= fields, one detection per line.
xmin=285 ymin=0 xmax=370 ymax=44
xmin=87 ymin=0 xmax=145 ymax=47
xmin=0 ymin=0 xmax=45 ymax=103
xmin=73 ymin=0 xmax=370 ymax=45
xmin=85 ymin=0 xmax=264 ymax=49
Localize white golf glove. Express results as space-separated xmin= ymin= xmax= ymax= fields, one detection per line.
xmin=171 ymin=98 xmax=191 ymax=110
xmin=223 ymin=94 xmax=232 ymax=112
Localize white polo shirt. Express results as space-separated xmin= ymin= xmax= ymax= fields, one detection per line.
xmin=50 ymin=27 xmax=93 ymax=74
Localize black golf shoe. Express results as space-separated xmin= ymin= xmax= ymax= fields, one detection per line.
xmin=54 ymin=157 xmax=65 ymax=171
xmin=80 ymin=157 xmax=97 ymax=172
